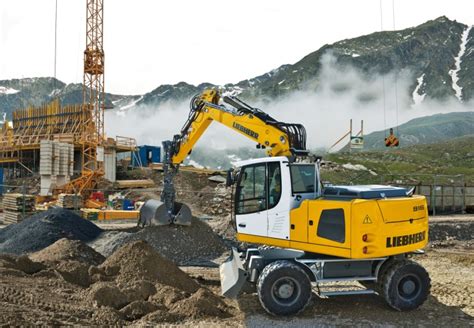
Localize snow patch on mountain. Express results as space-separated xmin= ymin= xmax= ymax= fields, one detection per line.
xmin=412 ymin=74 xmax=426 ymax=105
xmin=449 ymin=25 xmax=472 ymax=101
xmin=0 ymin=86 xmax=20 ymax=95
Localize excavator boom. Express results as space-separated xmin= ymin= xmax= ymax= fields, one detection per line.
xmin=138 ymin=89 xmax=308 ymax=226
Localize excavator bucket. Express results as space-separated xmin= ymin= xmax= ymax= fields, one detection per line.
xmin=138 ymin=199 xmax=192 ymax=227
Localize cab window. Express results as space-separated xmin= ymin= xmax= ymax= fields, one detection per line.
xmin=235 ymin=162 xmax=282 ymax=214
xmin=290 ymin=164 xmax=315 ymax=193
xmin=235 ymin=164 xmax=266 ymax=214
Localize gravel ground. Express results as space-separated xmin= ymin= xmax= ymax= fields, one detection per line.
xmin=183 ymin=248 xmax=474 ymax=327
xmin=0 ymin=211 xmax=472 ymax=326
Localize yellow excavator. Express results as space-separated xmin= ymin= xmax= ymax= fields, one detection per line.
xmin=139 ymin=89 xmax=430 ymax=316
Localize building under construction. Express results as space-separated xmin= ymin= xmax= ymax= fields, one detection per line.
xmin=0 ymin=0 xmax=136 ymax=195
xmin=0 ymin=99 xmax=136 ymax=184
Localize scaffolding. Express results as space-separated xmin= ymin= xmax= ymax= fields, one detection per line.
xmin=0 ymin=100 xmax=83 ymax=164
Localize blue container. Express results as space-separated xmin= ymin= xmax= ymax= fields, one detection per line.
xmin=132 ymin=145 xmax=161 ymax=167
xmin=122 ymin=199 xmax=134 ymax=210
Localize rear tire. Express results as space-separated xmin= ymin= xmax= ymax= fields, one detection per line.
xmin=382 ymin=260 xmax=430 ymax=311
xmin=257 ymin=260 xmax=312 ymax=316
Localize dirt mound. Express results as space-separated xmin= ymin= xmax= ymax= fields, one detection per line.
xmin=89 ymin=217 xmax=227 ymax=265
xmin=99 ymin=240 xmax=199 ymax=293
xmin=119 ymin=301 xmax=160 ymax=321
xmin=169 ymin=287 xmax=232 ymax=319
xmin=88 ymin=282 xmax=129 ymax=309
xmin=0 ymin=254 xmax=45 ymax=274
xmin=0 ymin=208 xmax=102 ymax=255
xmin=54 ymin=260 xmax=92 ymax=287
xmin=30 ymin=238 xmax=105 ymax=266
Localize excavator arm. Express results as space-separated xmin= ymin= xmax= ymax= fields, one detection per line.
xmin=168 ymin=89 xmax=307 ymax=164
xmin=138 ymin=88 xmax=307 ymax=226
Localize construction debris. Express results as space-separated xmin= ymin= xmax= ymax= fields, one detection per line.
xmin=2 ymin=193 xmax=36 ymax=225
xmin=150 ymin=163 xmax=224 ymax=175
xmin=208 ymin=175 xmax=226 ymax=183
xmin=115 ymin=179 xmax=155 ymax=189
xmin=57 ymin=193 xmax=84 ymax=209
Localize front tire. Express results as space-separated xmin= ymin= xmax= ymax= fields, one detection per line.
xmin=382 ymin=260 xmax=431 ymax=311
xmin=257 ymin=260 xmax=311 ymax=316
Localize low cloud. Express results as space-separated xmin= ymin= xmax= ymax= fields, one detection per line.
xmin=105 ymin=53 xmax=474 ymax=153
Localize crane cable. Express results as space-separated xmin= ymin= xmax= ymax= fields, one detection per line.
xmin=379 ymin=0 xmax=387 ymax=139
xmin=54 ymin=0 xmax=58 ymax=89
xmin=392 ymin=0 xmax=400 ymax=137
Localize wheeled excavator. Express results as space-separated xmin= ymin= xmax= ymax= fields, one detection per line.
xmin=138 ymin=89 xmax=431 ymax=316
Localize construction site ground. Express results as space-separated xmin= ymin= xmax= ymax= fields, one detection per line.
xmin=0 ymin=167 xmax=473 ymax=326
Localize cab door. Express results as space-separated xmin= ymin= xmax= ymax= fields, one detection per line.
xmin=266 ymin=161 xmax=290 ymax=240
xmin=234 ymin=163 xmax=268 ymax=237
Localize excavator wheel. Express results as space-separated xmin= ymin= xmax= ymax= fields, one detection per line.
xmin=382 ymin=260 xmax=430 ymax=311
xmin=257 ymin=260 xmax=312 ymax=316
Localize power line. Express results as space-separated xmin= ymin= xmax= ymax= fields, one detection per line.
xmin=392 ymin=0 xmax=399 ymax=136
xmin=380 ymin=0 xmax=387 ymax=137
xmin=54 ymin=0 xmax=58 ymax=91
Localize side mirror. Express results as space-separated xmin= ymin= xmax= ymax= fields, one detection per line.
xmin=226 ymin=168 xmax=235 ymax=187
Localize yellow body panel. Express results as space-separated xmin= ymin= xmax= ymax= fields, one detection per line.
xmin=237 ymin=233 xmax=290 ymax=248
xmin=238 ymin=195 xmax=429 ymax=259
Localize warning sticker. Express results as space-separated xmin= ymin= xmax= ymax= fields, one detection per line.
xmin=363 ymin=215 xmax=373 ymax=224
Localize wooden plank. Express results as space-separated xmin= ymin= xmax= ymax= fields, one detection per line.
xmin=115 ymin=179 xmax=155 ymax=189
xmin=98 ymin=210 xmax=139 ymax=220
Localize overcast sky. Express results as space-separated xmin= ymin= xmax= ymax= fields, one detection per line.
xmin=0 ymin=0 xmax=472 ymax=95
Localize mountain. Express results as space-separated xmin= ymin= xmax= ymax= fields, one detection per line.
xmin=1 ymin=16 xmax=473 ymax=117
xmin=0 ymin=77 xmax=137 ymax=118
xmin=135 ymin=16 xmax=474 ymax=108
xmin=361 ymin=111 xmax=474 ymax=149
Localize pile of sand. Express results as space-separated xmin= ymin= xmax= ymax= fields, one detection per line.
xmin=98 ymin=240 xmax=199 ymax=293
xmin=1 ymin=239 xmax=234 ymax=324
xmin=30 ymin=238 xmax=105 ymax=266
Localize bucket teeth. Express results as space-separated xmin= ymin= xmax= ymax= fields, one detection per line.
xmin=173 ymin=202 xmax=192 ymax=226
xmin=138 ymin=199 xmax=192 ymax=227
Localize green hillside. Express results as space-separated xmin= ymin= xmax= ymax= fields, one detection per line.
xmin=325 ymin=135 xmax=474 ymax=185
xmin=362 ymin=111 xmax=474 ymax=149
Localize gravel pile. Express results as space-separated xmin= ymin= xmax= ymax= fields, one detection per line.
xmin=89 ymin=217 xmax=227 ymax=265
xmin=429 ymin=221 xmax=474 ymax=242
xmin=0 ymin=208 xmax=103 ymax=255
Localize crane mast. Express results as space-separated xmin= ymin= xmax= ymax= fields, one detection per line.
xmin=82 ymin=0 xmax=105 ymax=179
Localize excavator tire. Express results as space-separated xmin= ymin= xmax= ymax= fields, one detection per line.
xmin=257 ymin=260 xmax=311 ymax=316
xmin=382 ymin=260 xmax=430 ymax=311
